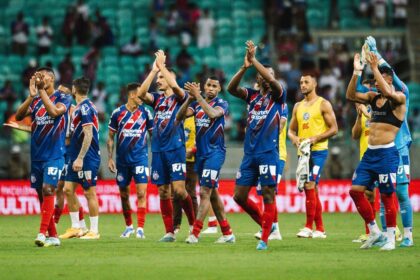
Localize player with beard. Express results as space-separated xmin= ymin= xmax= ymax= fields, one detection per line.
xmin=288 ymin=73 xmax=338 ymax=239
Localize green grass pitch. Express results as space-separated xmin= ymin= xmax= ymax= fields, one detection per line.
xmin=1 ymin=213 xmax=419 ymax=280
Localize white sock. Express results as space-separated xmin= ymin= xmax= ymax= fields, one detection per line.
xmin=209 ymin=216 xmax=217 ymax=222
xmin=387 ymin=227 xmax=396 ymax=242
xmin=367 ymin=220 xmax=381 ymax=235
xmin=127 ymin=224 xmax=133 ymax=229
xmin=403 ymin=227 xmax=413 ymax=240
xmin=70 ymin=212 xmax=80 ymax=228
xmin=137 ymin=227 xmax=143 ymax=231
xmin=90 ymin=216 xmax=99 ymax=233
xmin=80 ymin=219 xmax=87 ymax=229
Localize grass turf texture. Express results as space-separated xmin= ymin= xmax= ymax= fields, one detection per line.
xmin=0 ymin=213 xmax=419 ymax=280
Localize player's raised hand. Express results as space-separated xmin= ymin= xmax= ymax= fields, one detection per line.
xmin=35 ymin=72 xmax=45 ymax=90
xmin=184 ymin=82 xmax=200 ymax=98
xmin=366 ymin=52 xmax=379 ymax=69
xmin=151 ymin=59 xmax=159 ymax=72
xmin=72 ymin=157 xmax=83 ymax=172
xmin=246 ymin=40 xmax=257 ymax=61
xmin=108 ymin=158 xmax=117 ymax=173
xmin=353 ymin=53 xmax=365 ymax=71
xmin=243 ymin=49 xmax=252 ymax=69
xmin=155 ymin=50 xmax=166 ymax=69
xmin=29 ymin=75 xmax=38 ymax=97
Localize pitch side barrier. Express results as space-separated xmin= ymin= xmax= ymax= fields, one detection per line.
xmin=1 ymin=179 xmax=419 ymax=215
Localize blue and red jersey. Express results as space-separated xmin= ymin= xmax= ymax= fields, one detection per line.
xmin=243 ymin=87 xmax=286 ymax=154
xmin=109 ymin=104 xmax=153 ymax=165
xmin=150 ymin=92 xmax=186 ymax=152
xmin=68 ymin=99 xmax=100 ymax=163
xmin=29 ymin=90 xmax=72 ymax=161
xmin=188 ymin=97 xmax=228 ymax=157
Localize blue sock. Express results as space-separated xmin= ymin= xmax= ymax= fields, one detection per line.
xmin=396 ymin=183 xmax=413 ymax=228
xmin=379 ymin=201 xmax=387 ymax=231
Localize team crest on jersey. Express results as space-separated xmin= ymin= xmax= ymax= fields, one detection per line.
xmin=31 ymin=175 xmax=36 ymax=183
xmin=352 ymin=172 xmax=357 ymax=181
xmin=152 ymin=171 xmax=159 ymax=181
xmin=236 ymin=171 xmax=241 ymax=179
xmin=81 ymin=104 xmax=90 ymax=115
xmin=303 ymin=112 xmax=310 ymax=121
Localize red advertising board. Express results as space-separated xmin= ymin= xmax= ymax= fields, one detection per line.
xmin=1 ymin=179 xmax=419 ymax=215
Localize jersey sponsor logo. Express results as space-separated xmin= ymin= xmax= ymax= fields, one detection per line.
xmin=302 ymin=123 xmax=310 ymax=130
xmin=303 ymin=112 xmax=310 ymax=121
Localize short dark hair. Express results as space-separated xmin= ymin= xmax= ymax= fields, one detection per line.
xmin=73 ymin=77 xmax=90 ymax=95
xmin=378 ymin=66 xmax=393 ymax=77
xmin=59 ymin=83 xmax=72 ymax=93
xmin=126 ymin=83 xmax=140 ymax=93
xmin=262 ymin=64 xmax=272 ymax=68
xmin=166 ymin=68 xmax=177 ymax=76
xmin=207 ymin=76 xmax=219 ymax=81
xmin=37 ymin=67 xmax=55 ymax=77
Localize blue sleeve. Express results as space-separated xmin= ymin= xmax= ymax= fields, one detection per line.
xmin=151 ymin=92 xmax=161 ymax=108
xmin=245 ymin=88 xmax=257 ymax=104
xmin=281 ymin=104 xmax=288 ymax=119
xmin=188 ymin=101 xmax=196 ymax=114
xmin=356 ymin=76 xmax=369 ymax=93
xmin=391 ymin=72 xmax=407 ymax=95
xmin=80 ymin=104 xmax=94 ymax=126
xmin=57 ymin=93 xmax=72 ymax=111
xmin=216 ymin=100 xmax=228 ymax=115
xmin=145 ymin=107 xmax=154 ymax=131
xmin=108 ymin=108 xmax=119 ymax=132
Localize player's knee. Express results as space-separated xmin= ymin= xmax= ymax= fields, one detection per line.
xmin=396 ymin=184 xmax=409 ymax=202
xmin=84 ymin=189 xmax=97 ymax=200
xmin=120 ymin=190 xmax=129 ymax=201
xmin=199 ymin=187 xmax=211 ymax=200
xmin=137 ymin=189 xmax=146 ymax=199
xmin=233 ymin=191 xmax=247 ymax=205
xmin=364 ymin=191 xmax=374 ymax=203
xmin=159 ymin=186 xmax=171 ymax=199
xmin=42 ymin=185 xmax=55 ymax=196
